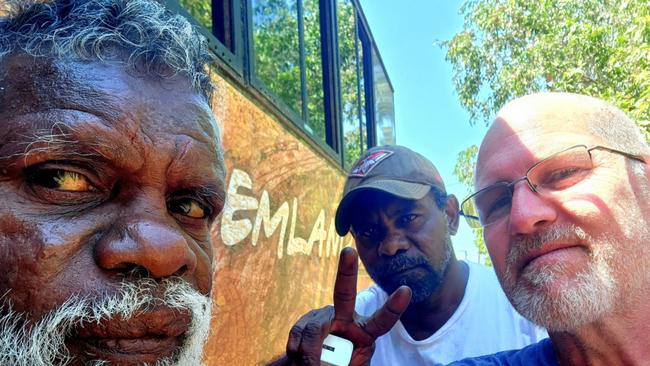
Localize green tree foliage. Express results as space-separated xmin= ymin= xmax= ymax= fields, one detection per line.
xmin=441 ymin=0 xmax=650 ymax=261
xmin=303 ymin=0 xmax=326 ymax=139
xmin=453 ymin=145 xmax=489 ymax=264
xmin=442 ymin=0 xmax=650 ymax=130
xmin=251 ymin=0 xmax=327 ymax=141
xmin=251 ymin=0 xmax=366 ymax=164
xmin=251 ymin=0 xmax=364 ymax=151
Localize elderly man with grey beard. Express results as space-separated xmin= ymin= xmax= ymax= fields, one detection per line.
xmin=0 ymin=0 xmax=225 ymax=365
xmin=446 ymin=92 xmax=650 ymax=365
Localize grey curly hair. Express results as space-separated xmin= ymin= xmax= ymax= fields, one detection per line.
xmin=0 ymin=0 xmax=215 ymax=100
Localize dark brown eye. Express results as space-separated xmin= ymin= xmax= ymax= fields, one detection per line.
xmin=354 ymin=225 xmax=377 ymax=240
xmin=31 ymin=169 xmax=96 ymax=192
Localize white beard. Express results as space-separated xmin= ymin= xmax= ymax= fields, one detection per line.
xmin=0 ymin=278 xmax=212 ymax=366
xmin=503 ymin=224 xmax=617 ymax=332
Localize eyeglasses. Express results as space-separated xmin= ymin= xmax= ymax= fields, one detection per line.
xmin=460 ymin=145 xmax=645 ymax=229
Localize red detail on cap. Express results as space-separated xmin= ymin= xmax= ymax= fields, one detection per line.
xmin=349 ymin=150 xmax=393 ymax=177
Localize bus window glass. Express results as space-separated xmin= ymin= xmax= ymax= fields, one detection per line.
xmin=372 ymin=47 xmax=395 ymax=145
xmin=338 ymin=0 xmax=365 ymax=169
xmin=176 ymin=0 xmax=236 ymax=61
xmin=303 ymin=0 xmax=326 ymax=142
xmin=252 ymin=0 xmax=303 ymax=116
xmin=178 ymin=0 xmax=212 ymax=31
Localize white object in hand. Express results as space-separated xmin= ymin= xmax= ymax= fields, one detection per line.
xmin=320 ymin=334 xmax=353 ymax=366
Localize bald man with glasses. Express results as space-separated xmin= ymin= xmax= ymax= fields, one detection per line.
xmin=447 ymin=92 xmax=650 ymax=365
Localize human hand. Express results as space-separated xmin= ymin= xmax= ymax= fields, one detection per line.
xmin=283 ymin=247 xmax=412 ymax=366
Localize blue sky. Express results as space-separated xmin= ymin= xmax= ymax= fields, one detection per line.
xmin=358 ymin=0 xmax=490 ymax=264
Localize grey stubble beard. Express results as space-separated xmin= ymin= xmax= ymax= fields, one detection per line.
xmin=503 ymin=224 xmax=617 ymax=332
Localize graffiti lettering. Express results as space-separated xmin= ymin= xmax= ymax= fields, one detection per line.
xmin=220 ymin=168 xmax=350 ymax=258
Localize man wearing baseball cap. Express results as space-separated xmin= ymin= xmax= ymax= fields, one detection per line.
xmin=274 ymin=146 xmax=546 ymax=365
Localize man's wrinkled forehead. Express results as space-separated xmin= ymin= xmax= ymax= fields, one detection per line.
xmin=0 ymin=54 xmax=224 ymax=183
xmin=485 ymin=96 xmax=591 ymax=142
xmin=475 ymin=94 xmax=600 ymax=186
xmin=0 ymin=53 xmax=220 ymax=142
xmin=0 ymin=54 xmax=118 ymax=117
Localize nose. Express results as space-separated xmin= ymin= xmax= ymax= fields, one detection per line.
xmin=378 ymin=229 xmax=410 ymax=257
xmin=508 ymin=181 xmax=557 ymax=235
xmin=95 ymin=221 xmax=197 ymax=278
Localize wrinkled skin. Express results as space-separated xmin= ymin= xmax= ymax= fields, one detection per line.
xmin=0 ymin=54 xmax=225 ymax=365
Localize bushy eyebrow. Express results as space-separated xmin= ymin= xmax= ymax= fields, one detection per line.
xmin=0 ymin=118 xmax=146 ymax=175
xmin=1 ymin=123 xmax=104 ymax=162
xmin=0 ymin=116 xmax=226 ymax=211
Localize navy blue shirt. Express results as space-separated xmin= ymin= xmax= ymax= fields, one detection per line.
xmin=444 ymin=339 xmax=558 ymax=366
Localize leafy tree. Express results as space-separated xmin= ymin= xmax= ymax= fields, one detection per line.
xmin=442 ymin=0 xmax=650 ymax=129
xmin=252 ymin=0 xmax=365 ymax=152
xmin=252 ymin=0 xmax=366 ymax=164
xmin=440 ymin=0 xmax=650 ymax=261
xmin=303 ymin=0 xmax=326 ymax=138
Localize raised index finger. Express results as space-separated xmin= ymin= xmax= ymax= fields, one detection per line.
xmin=332 ymin=247 xmax=359 ymax=323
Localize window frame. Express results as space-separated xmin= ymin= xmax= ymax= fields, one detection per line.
xmin=162 ymin=0 xmax=245 ymax=80
xmin=369 ymin=41 xmax=396 ymax=146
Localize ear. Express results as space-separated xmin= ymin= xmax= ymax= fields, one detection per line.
xmin=634 ymin=155 xmax=650 ymax=181
xmin=444 ymin=194 xmax=460 ymax=235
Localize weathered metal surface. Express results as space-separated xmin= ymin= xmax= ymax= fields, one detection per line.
xmin=204 ymin=77 xmax=372 ymax=365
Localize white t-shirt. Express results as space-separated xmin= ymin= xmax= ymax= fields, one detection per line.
xmin=355 ymin=261 xmax=548 ymax=365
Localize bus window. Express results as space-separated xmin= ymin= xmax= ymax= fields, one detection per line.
xmin=172 ymin=0 xmax=240 ymax=72
xmin=252 ymin=0 xmax=327 ymax=145
xmin=212 ymin=0 xmax=236 ymax=51
xmin=338 ymin=0 xmax=367 ymax=170
xmin=178 ymin=0 xmax=212 ymax=31
xmin=372 ymin=46 xmax=396 ymax=145
xmin=303 ymin=0 xmax=326 ymax=142
xmin=252 ymin=0 xmax=303 ymax=115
